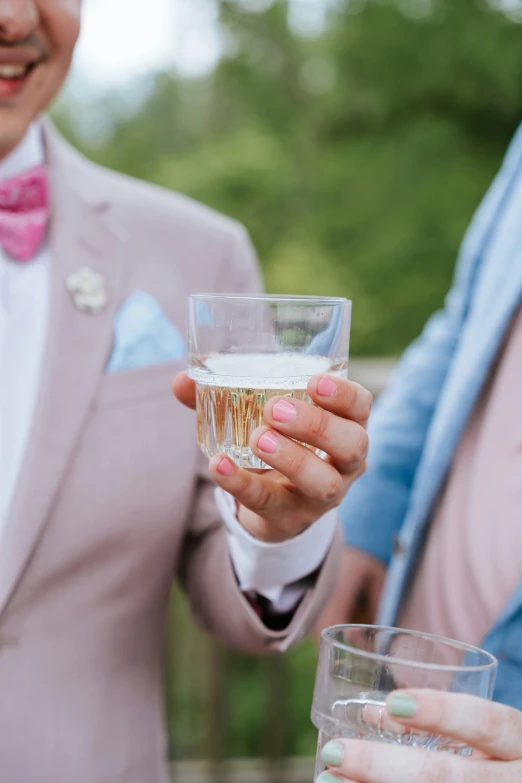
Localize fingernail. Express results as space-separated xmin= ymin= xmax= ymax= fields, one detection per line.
xmin=388 ymin=693 xmax=419 ymax=718
xmin=217 ymin=457 xmax=234 ymax=476
xmin=317 ymin=773 xmax=340 ymax=783
xmin=321 ymin=740 xmax=344 ymax=767
xmin=258 ymin=431 xmax=279 ymax=454
xmin=272 ymin=398 xmax=297 ymax=423
xmin=317 ymin=376 xmax=337 ymax=397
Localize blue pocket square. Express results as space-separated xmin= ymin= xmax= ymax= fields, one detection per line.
xmin=107 ymin=291 xmax=185 ymax=373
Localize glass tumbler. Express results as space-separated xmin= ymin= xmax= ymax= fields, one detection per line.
xmin=312 ymin=625 xmax=498 ymax=781
xmin=188 ymin=294 xmax=351 ymax=469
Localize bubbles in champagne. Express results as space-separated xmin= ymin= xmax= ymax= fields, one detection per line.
xmin=189 ymin=352 xmax=347 ymax=469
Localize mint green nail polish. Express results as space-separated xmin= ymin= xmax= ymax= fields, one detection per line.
xmin=317 ymin=773 xmax=340 ymax=783
xmin=388 ymin=693 xmax=419 ymax=718
xmin=321 ymin=740 xmax=344 ymax=767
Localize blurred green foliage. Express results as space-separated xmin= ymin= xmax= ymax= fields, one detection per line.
xmin=56 ymin=0 xmax=522 ymax=357
xmin=54 ymin=0 xmax=522 ymax=760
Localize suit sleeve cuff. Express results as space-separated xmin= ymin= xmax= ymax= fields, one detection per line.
xmin=215 ymin=488 xmax=338 ymax=602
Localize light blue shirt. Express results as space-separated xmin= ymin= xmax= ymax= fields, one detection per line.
xmin=340 ymin=122 xmax=522 ymax=709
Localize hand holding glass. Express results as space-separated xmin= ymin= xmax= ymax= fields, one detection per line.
xmin=312 ymin=625 xmax=497 ymax=781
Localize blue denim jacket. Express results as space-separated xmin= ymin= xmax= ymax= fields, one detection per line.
xmin=340 ymin=123 xmax=522 ymax=710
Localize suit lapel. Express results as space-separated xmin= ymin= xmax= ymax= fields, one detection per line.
xmin=412 ymin=250 xmax=522 ymax=522
xmin=380 ymin=252 xmax=522 ymax=628
xmin=0 ymin=125 xmax=128 ymax=616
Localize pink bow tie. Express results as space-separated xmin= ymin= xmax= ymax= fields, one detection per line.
xmin=0 ymin=164 xmax=49 ymax=262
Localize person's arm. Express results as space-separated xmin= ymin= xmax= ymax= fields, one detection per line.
xmin=318 ymin=689 xmax=522 ymax=783
xmin=176 ymin=225 xmax=356 ymax=651
xmin=177 ymin=456 xmax=343 ymax=653
xmin=217 ymin=488 xmax=338 ymax=616
xmin=342 ymin=121 xmax=522 ymax=566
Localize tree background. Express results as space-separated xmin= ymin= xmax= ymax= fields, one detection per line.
xmin=54 ymin=0 xmax=522 ymax=760
xmin=56 ymin=0 xmax=522 ymax=358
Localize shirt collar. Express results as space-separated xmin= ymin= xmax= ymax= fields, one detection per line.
xmin=0 ymin=123 xmax=45 ymax=182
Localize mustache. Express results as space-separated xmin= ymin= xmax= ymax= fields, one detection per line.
xmin=0 ymin=34 xmax=48 ymax=60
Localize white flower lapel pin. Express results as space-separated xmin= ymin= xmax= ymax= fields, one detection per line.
xmin=66 ymin=266 xmax=108 ymax=315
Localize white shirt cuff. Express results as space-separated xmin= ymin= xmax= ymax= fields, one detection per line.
xmin=215 ymin=488 xmax=338 ymax=610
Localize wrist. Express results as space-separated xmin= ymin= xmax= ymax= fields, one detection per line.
xmin=237 ymin=504 xmax=303 ymax=544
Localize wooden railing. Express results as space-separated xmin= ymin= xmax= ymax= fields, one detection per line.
xmin=170 ymin=758 xmax=314 ymax=782
xmin=348 ymin=357 xmax=396 ymax=397
xmin=167 ymin=359 xmax=396 ymax=783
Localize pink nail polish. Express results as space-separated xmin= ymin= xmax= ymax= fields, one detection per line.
xmin=317 ymin=376 xmax=337 ymax=397
xmin=258 ymin=431 xmax=279 ymax=454
xmin=272 ymin=398 xmax=297 ymax=423
xmin=217 ymin=457 xmax=234 ymax=476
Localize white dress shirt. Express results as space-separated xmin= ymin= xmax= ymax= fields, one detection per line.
xmin=0 ymin=125 xmax=50 ymax=528
xmin=0 ymin=126 xmax=337 ymax=613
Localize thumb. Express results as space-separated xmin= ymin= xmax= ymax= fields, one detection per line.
xmin=172 ymin=372 xmax=197 ymax=410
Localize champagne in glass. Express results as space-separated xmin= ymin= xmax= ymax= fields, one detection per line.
xmin=188 ymin=295 xmax=351 ymax=468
